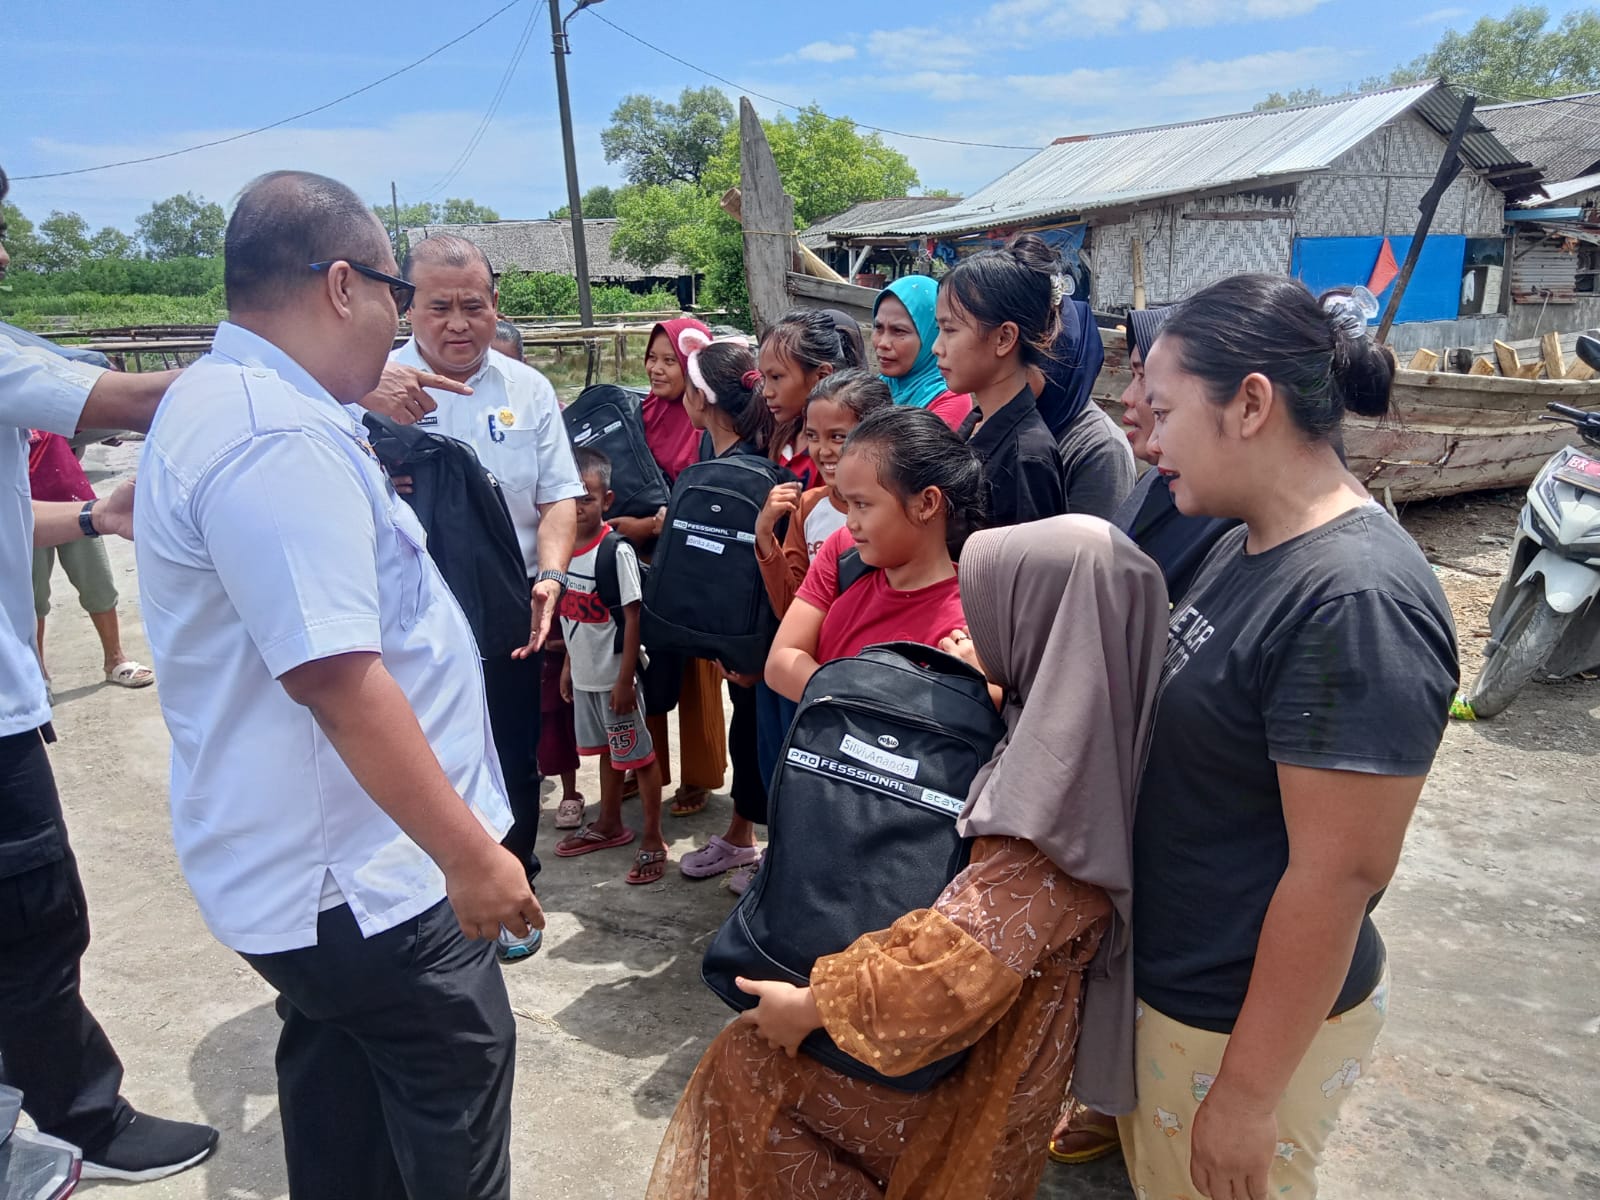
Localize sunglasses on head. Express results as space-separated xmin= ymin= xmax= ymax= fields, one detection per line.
xmin=309 ymin=260 xmax=415 ymax=312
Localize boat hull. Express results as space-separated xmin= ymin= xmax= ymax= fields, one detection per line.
xmin=1092 ymin=363 xmax=1600 ymax=502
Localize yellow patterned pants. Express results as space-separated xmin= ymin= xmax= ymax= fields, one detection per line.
xmin=1117 ymin=970 xmax=1388 ymax=1200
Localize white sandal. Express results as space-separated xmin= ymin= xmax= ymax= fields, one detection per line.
xmin=106 ymin=661 xmax=155 ymax=688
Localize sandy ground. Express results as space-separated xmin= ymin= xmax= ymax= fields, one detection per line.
xmin=33 ymin=442 xmax=1599 ymax=1199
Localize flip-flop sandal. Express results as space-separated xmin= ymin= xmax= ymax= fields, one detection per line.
xmin=554 ymin=796 xmax=586 ymax=829
xmin=669 ymin=787 xmax=710 ymax=817
xmin=106 ymin=661 xmax=155 ymax=688
xmin=626 ymin=848 xmax=668 ymax=885
xmin=554 ymin=824 xmax=636 ymax=857
xmin=1047 ymin=1114 xmax=1121 ymax=1165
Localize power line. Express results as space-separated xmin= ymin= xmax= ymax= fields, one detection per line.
xmin=583 ymin=10 xmax=1045 ymax=154
xmin=419 ymin=2 xmax=542 ymax=200
xmin=12 ymin=0 xmax=526 ymax=182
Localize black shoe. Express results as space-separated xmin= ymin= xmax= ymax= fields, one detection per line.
xmin=81 ymin=1111 xmax=219 ymax=1182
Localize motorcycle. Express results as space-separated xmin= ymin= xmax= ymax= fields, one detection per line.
xmin=1455 ymin=333 xmax=1600 ymax=718
xmin=0 ymin=1086 xmax=81 ymax=1200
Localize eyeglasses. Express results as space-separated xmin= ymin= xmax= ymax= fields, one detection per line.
xmin=309 ymin=260 xmax=415 ymax=312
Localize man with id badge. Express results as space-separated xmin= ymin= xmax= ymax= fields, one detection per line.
xmin=388 ymin=234 xmax=583 ymax=950
xmin=135 ymin=172 xmax=536 ymax=1200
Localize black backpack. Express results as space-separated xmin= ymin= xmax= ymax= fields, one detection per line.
xmin=641 ymin=455 xmax=794 ymax=675
xmin=362 ymin=414 xmax=530 ymax=659
xmin=563 ymin=385 xmax=670 ymax=519
xmin=701 ymin=641 xmax=1007 ymax=1092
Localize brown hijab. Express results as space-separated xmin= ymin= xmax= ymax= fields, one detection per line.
xmin=957 ymin=514 xmax=1167 ymax=1114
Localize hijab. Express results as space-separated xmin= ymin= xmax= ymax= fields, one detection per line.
xmin=642 ymin=316 xmax=712 ymax=484
xmin=1033 ymin=299 xmax=1105 ymax=439
xmin=957 ymin=515 xmax=1168 ymax=1115
xmin=874 ymin=276 xmax=948 ymax=410
xmin=1127 ymin=304 xmax=1172 ymax=362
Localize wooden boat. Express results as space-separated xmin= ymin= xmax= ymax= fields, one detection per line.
xmin=1092 ymin=348 xmax=1600 ymax=503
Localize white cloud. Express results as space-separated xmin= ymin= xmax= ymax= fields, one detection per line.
xmin=1408 ymin=6 xmax=1469 ymax=25
xmin=793 ymin=41 xmax=858 ymax=64
xmin=1149 ymin=48 xmax=1355 ymax=97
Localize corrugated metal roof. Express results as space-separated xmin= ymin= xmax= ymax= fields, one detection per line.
xmin=1481 ymin=92 xmax=1600 ymax=185
xmin=1529 ymin=170 xmax=1600 ymax=205
xmin=838 ymin=82 xmax=1537 ymax=240
xmin=798 ymin=197 xmax=961 ymax=248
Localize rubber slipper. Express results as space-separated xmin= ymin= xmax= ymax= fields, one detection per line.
xmin=669 ymin=787 xmax=710 ymax=817
xmin=106 ymin=661 xmax=155 ymax=688
xmin=1047 ymin=1113 xmax=1120 ymax=1165
xmin=679 ymin=835 xmax=759 ymax=879
xmin=554 ymin=796 xmax=585 ymax=829
xmin=554 ymin=824 xmax=636 ymax=858
xmin=626 ymin=848 xmax=668 ymax=885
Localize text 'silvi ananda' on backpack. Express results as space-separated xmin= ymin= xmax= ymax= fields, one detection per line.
xmin=701 ymin=641 xmax=1007 ymax=1091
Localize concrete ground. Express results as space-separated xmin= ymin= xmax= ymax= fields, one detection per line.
xmin=34 ymin=444 xmax=1600 ymax=1199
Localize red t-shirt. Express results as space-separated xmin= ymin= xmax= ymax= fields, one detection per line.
xmin=795 ymin=527 xmax=965 ymax=665
xmin=927 ymin=390 xmax=974 ymax=430
xmin=776 ymin=442 xmax=817 ymax=490
xmin=27 ymin=431 xmax=96 ymax=502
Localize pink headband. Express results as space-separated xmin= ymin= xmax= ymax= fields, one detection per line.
xmin=684 ymin=333 xmax=754 ymax=407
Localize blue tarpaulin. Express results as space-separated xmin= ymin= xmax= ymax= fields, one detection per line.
xmin=1291 ymin=235 xmax=1466 ymax=324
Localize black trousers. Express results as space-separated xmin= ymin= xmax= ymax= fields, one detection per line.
xmin=728 ymin=681 xmax=767 ymax=825
xmin=0 ymin=729 xmax=132 ymax=1154
xmin=480 ymin=650 xmax=542 ymax=882
xmin=243 ymin=900 xmax=515 ymax=1200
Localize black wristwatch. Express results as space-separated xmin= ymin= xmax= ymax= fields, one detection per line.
xmin=534 ymin=569 xmax=568 ymax=592
xmin=78 ymin=501 xmax=101 ymax=539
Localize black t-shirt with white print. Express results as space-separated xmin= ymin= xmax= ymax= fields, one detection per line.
xmin=1133 ymin=503 xmax=1459 ymax=1033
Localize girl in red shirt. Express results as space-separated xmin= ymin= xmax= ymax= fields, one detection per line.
xmin=766 ymin=406 xmax=985 ymax=701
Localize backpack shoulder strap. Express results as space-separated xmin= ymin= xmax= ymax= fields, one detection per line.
xmin=835 ymin=545 xmax=877 ymax=597
xmin=593 ymin=530 xmax=630 ymax=654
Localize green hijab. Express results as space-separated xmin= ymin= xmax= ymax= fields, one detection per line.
xmin=875 ymin=276 xmax=948 ymax=410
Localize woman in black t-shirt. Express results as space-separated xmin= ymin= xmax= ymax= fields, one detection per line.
xmin=1120 ymin=275 xmax=1458 ymax=1200
xmin=934 ymin=234 xmax=1067 ymax=529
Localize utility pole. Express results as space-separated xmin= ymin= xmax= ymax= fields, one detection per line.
xmin=550 ymin=0 xmax=601 ymax=327
xmin=390 ymin=181 xmax=402 ymax=256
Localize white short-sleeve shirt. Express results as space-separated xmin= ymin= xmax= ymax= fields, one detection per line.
xmin=389 ymin=339 xmax=584 ymax=575
xmin=135 ymin=323 xmax=511 ymax=954
xmin=0 ymin=332 xmax=105 ymax=736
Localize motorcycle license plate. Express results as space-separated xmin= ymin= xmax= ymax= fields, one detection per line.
xmin=1554 ymin=453 xmax=1600 ymax=495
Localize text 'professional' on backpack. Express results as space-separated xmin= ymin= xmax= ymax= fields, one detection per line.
xmin=562 ymin=384 xmax=670 ymax=520
xmin=641 ymin=454 xmax=794 ymax=676
xmin=701 ymin=641 xmax=1007 ymax=1091
xmin=362 ymin=413 xmax=532 ymax=659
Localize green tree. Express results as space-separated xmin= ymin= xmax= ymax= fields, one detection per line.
xmin=549 ymin=185 xmax=623 ymax=220
xmin=88 ymin=226 xmax=136 ymax=259
xmin=136 ymin=193 xmax=225 ymax=259
xmin=1257 ymin=5 xmax=1600 ymax=108
xmin=703 ymin=106 xmax=920 ymax=226
xmin=602 ymin=87 xmax=735 ymax=187
xmin=1426 ymin=5 xmax=1600 ymax=99
xmin=610 ymin=183 xmax=718 ymax=272
xmin=376 ymin=198 xmax=501 ymax=230
xmin=34 ymin=210 xmax=92 ymax=273
xmin=1 ymin=203 xmax=44 ymax=271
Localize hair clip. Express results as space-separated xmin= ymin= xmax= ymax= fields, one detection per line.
xmin=741 ymin=368 xmax=762 ymax=390
xmin=1049 ymin=273 xmax=1074 ymax=308
xmin=1322 ymin=286 xmax=1378 ymax=341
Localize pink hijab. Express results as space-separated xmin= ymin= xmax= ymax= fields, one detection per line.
xmin=642 ymin=317 xmax=711 ymax=483
xmin=957 ymin=515 xmax=1167 ymax=1115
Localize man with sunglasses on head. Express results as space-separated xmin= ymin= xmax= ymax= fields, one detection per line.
xmin=387 ymin=234 xmax=582 ymax=944
xmin=134 ymin=171 xmax=536 ymax=1200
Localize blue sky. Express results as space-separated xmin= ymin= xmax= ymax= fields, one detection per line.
xmin=5 ymin=0 xmax=1589 ymax=234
